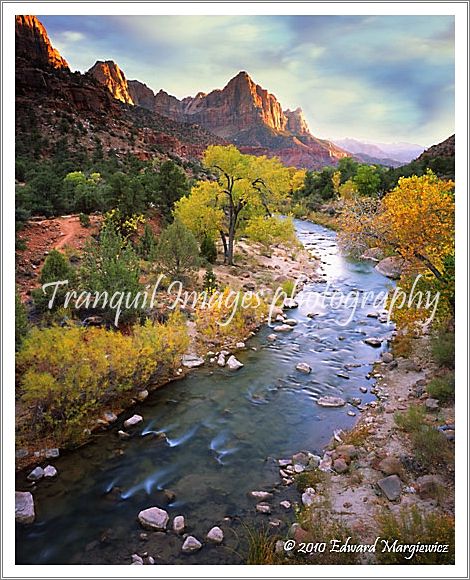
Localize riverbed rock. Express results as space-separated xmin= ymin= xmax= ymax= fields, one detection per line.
xmin=136 ymin=390 xmax=149 ymax=402
xmin=335 ymin=445 xmax=358 ymax=461
xmin=284 ymin=318 xmax=298 ymax=326
xmin=217 ymin=353 xmax=226 ymax=367
xmin=361 ymin=247 xmax=384 ymax=262
xmin=102 ymin=411 xmax=118 ymax=424
xmin=267 ymin=334 xmax=277 ymax=342
xmin=360 ymin=386 xmax=368 ymax=393
xmin=173 ymin=515 xmax=185 ymax=534
xmin=301 ymin=487 xmax=316 ymax=507
xmin=425 ymin=398 xmax=440 ymax=412
xmin=182 ymin=535 xmax=202 ymax=553
xmin=124 ymin=414 xmax=143 ymax=429
xmin=249 ymin=490 xmax=273 ymax=500
xmin=273 ymin=324 xmax=293 ymax=332
xmin=256 ymin=502 xmax=271 ymax=514
xmin=226 ymin=355 xmax=243 ymax=370
xmin=131 ymin=554 xmax=144 ymax=565
xmin=283 ymin=298 xmax=299 ymax=309
xmin=43 ymin=465 xmax=58 ymax=478
xmin=27 ymin=466 xmax=44 ymax=481
xmin=333 ymin=458 xmax=349 ymax=474
xmin=117 ymin=430 xmax=131 ymax=440
xmin=137 ymin=507 xmax=169 ymax=530
xmin=382 ymin=352 xmax=394 ymax=363
xmin=377 ymin=475 xmax=402 ymax=501
xmin=292 ymin=452 xmax=309 ymax=466
xmin=364 ymin=337 xmax=382 ymax=347
xmin=295 ymin=362 xmax=312 ymax=374
xmin=280 ymin=500 xmax=291 ymax=509
xmin=316 ymin=396 xmax=346 ymax=408
xmin=236 ymin=341 xmax=246 ymax=349
xmin=15 ymin=491 xmax=35 ymax=524
xmin=278 ymin=458 xmax=292 ymax=467
xmin=378 ymin=456 xmax=403 ymax=476
xmin=375 ymin=256 xmax=404 ymax=279
xmin=207 ymin=526 xmax=224 ymax=543
xmin=182 ymin=354 xmax=205 ymax=368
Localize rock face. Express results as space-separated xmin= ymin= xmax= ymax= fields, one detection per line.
xmin=128 ymin=79 xmax=155 ymax=109
xmin=138 ymin=507 xmax=169 ymax=530
xmin=153 ymin=71 xmax=349 ymax=169
xmin=15 ymin=491 xmax=35 ymax=524
xmin=375 ymin=256 xmax=404 ymax=280
xmin=88 ymin=60 xmax=134 ymax=104
xmin=16 ymin=15 xmax=69 ymax=70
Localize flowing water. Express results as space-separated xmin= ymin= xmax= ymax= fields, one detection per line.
xmin=16 ymin=220 xmax=395 ymax=564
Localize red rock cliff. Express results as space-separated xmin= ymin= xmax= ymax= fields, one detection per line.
xmin=88 ymin=60 xmax=134 ymax=105
xmin=15 ymin=15 xmax=69 ymax=70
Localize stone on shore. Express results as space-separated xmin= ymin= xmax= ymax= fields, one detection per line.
xmin=364 ymin=337 xmax=382 ymax=347
xmin=217 ymin=353 xmax=226 ymax=367
xmin=284 ymin=319 xmax=298 ymax=326
xmin=15 ymin=491 xmax=35 ymax=524
xmin=333 ymin=458 xmax=349 ymax=473
xmin=283 ymin=298 xmax=299 ymax=309
xmin=280 ymin=500 xmax=291 ymax=509
xmin=301 ymin=487 xmax=316 ymax=507
xmin=382 ymin=352 xmax=394 ymax=363
xmin=316 ymin=396 xmax=346 ymax=408
xmin=375 ymin=256 xmax=404 ymax=279
xmin=226 ymin=355 xmax=243 ymax=370
xmin=43 ymin=465 xmax=58 ymax=478
xmin=27 ymin=466 xmax=44 ymax=481
xmin=136 ymin=390 xmax=149 ymax=402
xmin=124 ymin=414 xmax=143 ymax=429
xmin=425 ymin=398 xmax=440 ymax=412
xmin=377 ymin=475 xmax=402 ymax=501
xmin=138 ymin=507 xmax=169 ymax=530
xmin=173 ymin=515 xmax=185 ymax=534
xmin=182 ymin=535 xmax=202 ymax=553
xmin=102 ymin=411 xmax=118 ymax=423
xmin=295 ymin=362 xmax=312 ymax=374
xmin=207 ymin=526 xmax=224 ymax=543
xmin=118 ymin=430 xmax=131 ymax=440
xmin=378 ymin=456 xmax=403 ymax=476
xmin=182 ymin=354 xmax=205 ymax=368
xmin=236 ymin=341 xmax=246 ymax=349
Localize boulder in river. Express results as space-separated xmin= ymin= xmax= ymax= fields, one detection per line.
xmin=27 ymin=466 xmax=44 ymax=481
xmin=375 ymin=256 xmax=404 ymax=279
xmin=249 ymin=490 xmax=273 ymax=500
xmin=182 ymin=535 xmax=202 ymax=553
xmin=364 ymin=337 xmax=382 ymax=347
xmin=256 ymin=502 xmax=271 ymax=514
xmin=43 ymin=465 xmax=58 ymax=478
xmin=283 ymin=298 xmax=299 ymax=309
xmin=207 ymin=526 xmax=224 ymax=543
xmin=295 ymin=362 xmax=312 ymax=374
xmin=273 ymin=324 xmax=293 ymax=332
xmin=316 ymin=396 xmax=346 ymax=408
xmin=226 ymin=355 xmax=243 ymax=370
xmin=284 ymin=318 xmax=298 ymax=326
xmin=138 ymin=507 xmax=169 ymax=530
xmin=360 ymin=247 xmax=384 ymax=262
xmin=124 ymin=414 xmax=143 ymax=429
xmin=15 ymin=491 xmax=35 ymax=524
xmin=136 ymin=390 xmax=149 ymax=402
xmin=173 ymin=515 xmax=185 ymax=534
xmin=217 ymin=353 xmax=226 ymax=367
xmin=267 ymin=334 xmax=277 ymax=342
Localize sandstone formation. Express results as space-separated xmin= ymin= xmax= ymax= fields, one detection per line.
xmin=88 ymin=60 xmax=134 ymax=104
xmin=15 ymin=15 xmax=69 ymax=70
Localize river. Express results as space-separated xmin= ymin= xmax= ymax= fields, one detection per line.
xmin=16 ymin=220 xmax=394 ymax=564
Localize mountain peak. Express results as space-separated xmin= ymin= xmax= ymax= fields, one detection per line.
xmin=15 ymin=15 xmax=69 ymax=70
xmin=88 ymin=60 xmax=134 ymax=104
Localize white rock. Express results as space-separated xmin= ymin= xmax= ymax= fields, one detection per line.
xmin=267 ymin=334 xmax=277 ymax=342
xmin=301 ymin=487 xmax=316 ymax=507
xmin=15 ymin=491 xmax=35 ymax=524
xmin=256 ymin=502 xmax=271 ymax=514
xmin=293 ymin=464 xmax=305 ymax=473
xmin=280 ymin=500 xmax=291 ymax=509
xmin=138 ymin=507 xmax=169 ymax=530
xmin=316 ymin=396 xmax=346 ymax=407
xmin=27 ymin=466 xmax=44 ymax=481
xmin=102 ymin=411 xmax=118 ymax=423
xmin=118 ymin=430 xmax=131 ymax=440
xmin=227 ymin=355 xmax=243 ymax=370
xmin=124 ymin=414 xmax=143 ymax=428
xmin=136 ymin=390 xmax=149 ymax=402
xmin=249 ymin=491 xmax=273 ymax=500
xmin=295 ymin=362 xmax=312 ymax=374
xmin=43 ymin=465 xmax=57 ymax=478
xmin=273 ymin=324 xmax=293 ymax=333
xmin=217 ymin=354 xmax=226 ymax=367
xmin=278 ymin=458 xmax=291 ymax=467
xmin=207 ymin=526 xmax=224 ymax=543
xmin=182 ymin=354 xmax=205 ymax=368
xmin=182 ymin=535 xmax=202 ymax=553
xmin=283 ymin=298 xmax=299 ymax=309
xmin=173 ymin=515 xmax=185 ymax=534
xmin=284 ymin=318 xmax=298 ymax=326
xmin=131 ymin=554 xmax=144 ymax=564
xmin=236 ymin=341 xmax=246 ymax=349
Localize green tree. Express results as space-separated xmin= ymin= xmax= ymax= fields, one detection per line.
xmin=105 ymin=172 xmax=146 ymax=218
xmin=154 ymin=220 xmax=199 ymax=283
xmin=337 ymin=157 xmax=360 ymax=183
xmin=15 ymin=291 xmax=29 ymax=351
xmin=153 ymin=160 xmax=190 ymax=221
xmin=200 ymin=235 xmax=217 ymax=264
xmin=33 ymin=250 xmax=76 ymax=312
xmin=137 ymin=222 xmax=156 ymax=259
xmin=353 ymin=165 xmax=381 ymax=197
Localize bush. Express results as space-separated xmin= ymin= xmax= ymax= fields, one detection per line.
xmin=79 ymin=212 xmax=91 ymax=227
xmin=137 ymin=222 xmax=156 ymax=259
xmin=431 ymin=329 xmax=455 ymax=368
xmin=411 ymin=425 xmax=452 ymax=469
xmin=15 ymin=292 xmax=29 ymax=351
xmin=32 ymin=250 xmax=76 ymax=313
xmin=427 ymin=372 xmax=454 ymax=402
xmin=394 ymin=404 xmax=426 ymax=433
xmin=376 ymin=506 xmax=454 ymax=564
xmin=16 ymin=312 xmax=189 ymax=446
xmin=154 ymin=220 xmax=200 ymax=283
xmin=200 ymin=235 xmax=217 ymax=264
xmin=203 ymin=266 xmax=217 ymax=293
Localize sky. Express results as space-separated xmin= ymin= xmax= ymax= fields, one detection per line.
xmin=39 ymin=15 xmax=455 ymax=147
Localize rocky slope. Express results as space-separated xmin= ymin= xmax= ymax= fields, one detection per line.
xmin=88 ymin=60 xmax=134 ymax=105
xmin=416 ymin=134 xmax=455 ymax=161
xmin=15 ymin=15 xmax=69 ymax=70
xmin=16 ymin=15 xmax=224 ymax=165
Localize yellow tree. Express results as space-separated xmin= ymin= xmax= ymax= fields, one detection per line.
xmin=201 ymin=145 xmax=292 ymax=264
xmin=174 ymin=181 xmax=224 ymax=243
xmin=339 ymin=171 xmax=454 ymax=279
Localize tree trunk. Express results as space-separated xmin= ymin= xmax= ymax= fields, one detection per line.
xmin=220 ymin=230 xmax=228 ymax=264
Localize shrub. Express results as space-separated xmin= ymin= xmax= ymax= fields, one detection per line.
xmin=394 ymin=404 xmax=426 ymax=433
xmin=295 ymin=468 xmax=327 ymax=492
xmin=16 ymin=312 xmax=188 ymax=446
xmin=203 ymin=266 xmax=217 ymax=293
xmin=137 ymin=222 xmax=156 ymax=259
xmin=200 ymin=235 xmax=217 ymax=264
xmin=154 ymin=220 xmax=200 ymax=283
xmin=15 ymin=292 xmax=29 ymax=351
xmin=376 ymin=506 xmax=454 ymax=564
xmin=79 ymin=212 xmax=91 ymax=227
xmin=32 ymin=250 xmax=76 ymax=313
xmin=411 ymin=425 xmax=452 ymax=469
xmin=431 ymin=328 xmax=455 ymax=368
xmin=427 ymin=372 xmax=454 ymax=402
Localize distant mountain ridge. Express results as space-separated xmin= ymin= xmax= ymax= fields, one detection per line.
xmin=332 ymin=137 xmax=425 ymax=166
